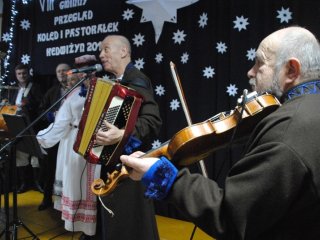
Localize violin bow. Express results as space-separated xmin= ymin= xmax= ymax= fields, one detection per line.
xmin=169 ymin=61 xmax=208 ymax=178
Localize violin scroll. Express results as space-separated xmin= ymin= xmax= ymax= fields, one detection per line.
xmin=91 ymin=163 xmax=129 ymax=196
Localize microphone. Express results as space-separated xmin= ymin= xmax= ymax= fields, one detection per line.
xmin=67 ymin=64 xmax=103 ymax=75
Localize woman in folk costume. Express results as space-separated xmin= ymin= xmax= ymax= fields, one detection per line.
xmin=36 ymin=60 xmax=100 ymax=238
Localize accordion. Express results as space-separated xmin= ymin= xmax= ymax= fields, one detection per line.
xmin=73 ymin=77 xmax=143 ymax=166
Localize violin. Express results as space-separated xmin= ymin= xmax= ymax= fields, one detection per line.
xmin=91 ymin=92 xmax=281 ymax=196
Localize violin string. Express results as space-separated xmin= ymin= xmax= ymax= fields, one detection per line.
xmin=228 ymin=90 xmax=247 ymax=164
xmin=215 ymin=90 xmax=248 ymax=181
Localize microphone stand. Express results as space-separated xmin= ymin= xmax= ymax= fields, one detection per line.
xmin=0 ymin=74 xmax=90 ymax=240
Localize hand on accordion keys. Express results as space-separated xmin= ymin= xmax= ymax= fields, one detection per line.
xmin=95 ymin=120 xmax=125 ymax=146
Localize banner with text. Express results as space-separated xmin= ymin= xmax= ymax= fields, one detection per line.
xmin=33 ymin=0 xmax=125 ymax=74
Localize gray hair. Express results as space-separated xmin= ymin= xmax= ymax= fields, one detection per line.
xmin=275 ymin=27 xmax=320 ymax=81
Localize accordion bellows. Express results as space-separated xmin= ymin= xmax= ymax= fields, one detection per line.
xmin=73 ymin=77 xmax=143 ymax=166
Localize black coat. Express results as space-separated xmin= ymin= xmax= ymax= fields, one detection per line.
xmin=39 ymin=82 xmax=65 ymax=125
xmin=100 ymin=64 xmax=162 ymax=240
xmin=167 ymin=93 xmax=320 ymax=240
xmin=39 ymin=83 xmax=64 ymax=113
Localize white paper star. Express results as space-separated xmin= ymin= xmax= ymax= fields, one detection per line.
xmin=151 ymin=139 xmax=162 ymax=149
xmin=233 ymin=15 xmax=249 ymax=32
xmin=172 ymin=29 xmax=187 ymax=44
xmin=155 ymin=53 xmax=164 ymax=63
xmin=134 ymin=58 xmax=145 ymax=70
xmin=132 ymin=33 xmax=145 ymax=47
xmin=246 ymin=48 xmax=256 ymax=61
xmin=216 ymin=41 xmax=227 ymax=54
xmin=155 ymin=84 xmax=165 ymax=96
xmin=21 ymin=54 xmax=31 ymax=64
xmin=198 ymin=12 xmax=208 ymax=28
xmin=226 ymin=84 xmax=238 ymax=96
xmin=20 ymin=19 xmax=31 ymax=30
xmin=170 ymin=99 xmax=180 ymax=111
xmin=123 ymin=8 xmax=134 ymax=21
xmin=181 ymin=52 xmax=189 ymax=64
xmin=203 ymin=66 xmax=215 ymax=79
xmin=2 ymin=32 xmax=10 ymax=42
xmin=102 ymin=74 xmax=111 ymax=80
xmin=276 ymin=7 xmax=292 ymax=23
xmin=126 ymin=0 xmax=199 ymax=43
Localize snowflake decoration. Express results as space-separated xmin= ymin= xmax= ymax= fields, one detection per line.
xmin=172 ymin=29 xmax=186 ymax=45
xmin=226 ymin=84 xmax=238 ymax=96
xmin=134 ymin=58 xmax=145 ymax=70
xmin=122 ymin=8 xmax=134 ymax=21
xmin=276 ymin=7 xmax=292 ymax=23
xmin=155 ymin=53 xmax=163 ymax=63
xmin=132 ymin=33 xmax=145 ymax=47
xmin=216 ymin=41 xmax=227 ymax=54
xmin=155 ymin=84 xmax=165 ymax=96
xmin=21 ymin=54 xmax=31 ymax=64
xmin=233 ymin=15 xmax=249 ymax=32
xmin=170 ymin=99 xmax=180 ymax=111
xmin=203 ymin=66 xmax=215 ymax=79
xmin=20 ymin=19 xmax=31 ymax=30
xmin=246 ymin=48 xmax=256 ymax=61
xmin=2 ymin=32 xmax=10 ymax=42
xmin=151 ymin=139 xmax=162 ymax=149
xmin=181 ymin=52 xmax=189 ymax=64
xmin=198 ymin=12 xmax=208 ymax=28
xmin=102 ymin=74 xmax=112 ymax=80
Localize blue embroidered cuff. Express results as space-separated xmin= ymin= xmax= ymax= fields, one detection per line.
xmin=124 ymin=135 xmax=142 ymax=154
xmin=142 ymin=156 xmax=178 ymax=200
xmin=46 ymin=112 xmax=55 ymax=123
xmin=79 ymin=83 xmax=87 ymax=97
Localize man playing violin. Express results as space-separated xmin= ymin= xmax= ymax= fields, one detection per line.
xmin=120 ymin=26 xmax=320 ymax=239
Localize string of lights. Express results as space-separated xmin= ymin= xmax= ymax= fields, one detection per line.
xmin=1 ymin=0 xmax=17 ymax=86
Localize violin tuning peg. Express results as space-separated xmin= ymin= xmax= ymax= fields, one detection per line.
xmin=105 ymin=177 xmax=111 ymax=184
xmin=115 ymin=163 xmax=123 ymax=171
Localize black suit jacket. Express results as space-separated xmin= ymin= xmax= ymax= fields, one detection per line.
xmin=121 ymin=64 xmax=162 ymax=150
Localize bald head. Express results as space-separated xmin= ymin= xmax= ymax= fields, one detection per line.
xmin=103 ymin=35 xmax=132 ymax=55
xmin=99 ymin=35 xmax=132 ymax=77
xmin=268 ymin=27 xmax=320 ymax=79
xmin=248 ymin=26 xmax=320 ymax=98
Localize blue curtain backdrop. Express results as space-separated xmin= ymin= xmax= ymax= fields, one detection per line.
xmin=1 ymin=0 xmax=320 ymax=218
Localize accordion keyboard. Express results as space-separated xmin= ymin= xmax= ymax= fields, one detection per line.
xmin=91 ymin=96 xmax=123 ymax=158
